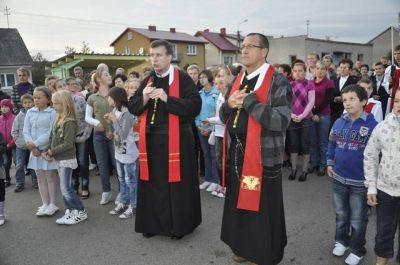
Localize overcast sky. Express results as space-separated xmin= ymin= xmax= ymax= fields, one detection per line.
xmin=1 ymin=0 xmax=399 ymax=61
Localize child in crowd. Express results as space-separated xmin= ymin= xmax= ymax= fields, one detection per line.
xmin=207 ymin=65 xmax=232 ymax=198
xmin=288 ymin=61 xmax=315 ymax=182
xmin=364 ymin=88 xmax=400 ymax=265
xmin=105 ymin=87 xmax=138 ymax=219
xmin=0 ymin=99 xmax=16 ymax=187
xmin=11 ymin=94 xmax=38 ymax=192
xmin=357 ymin=78 xmax=383 ymax=123
xmin=55 ymin=79 xmax=92 ymax=198
xmin=85 ymin=68 xmax=116 ymax=205
xmin=0 ymin=133 xmax=7 ymax=226
xmin=327 ymin=84 xmax=378 ymax=265
xmin=66 ymin=77 xmax=84 ymax=98
xmin=196 ymin=69 xmax=220 ymax=192
xmin=44 ymin=90 xmax=87 ymax=225
xmin=124 ymin=80 xmax=140 ymax=99
xmin=23 ymin=87 xmax=59 ymax=216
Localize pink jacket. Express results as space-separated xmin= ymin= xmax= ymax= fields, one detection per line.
xmin=0 ymin=112 xmax=16 ymax=148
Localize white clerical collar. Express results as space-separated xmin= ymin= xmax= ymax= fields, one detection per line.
xmin=245 ymin=63 xmax=268 ymax=80
xmin=155 ymin=65 xmax=174 ymax=85
xmin=340 ymin=75 xmax=349 ymax=80
xmin=239 ymin=63 xmax=270 ymax=92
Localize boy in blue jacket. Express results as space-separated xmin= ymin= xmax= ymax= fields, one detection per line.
xmin=326 ymin=84 xmax=378 ymax=265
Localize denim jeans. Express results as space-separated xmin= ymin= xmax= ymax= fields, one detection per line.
xmin=58 ymin=167 xmax=84 ymax=211
xmin=93 ymin=132 xmax=115 ymax=192
xmin=199 ymin=134 xmax=219 ymax=184
xmin=309 ymin=115 xmax=330 ymax=170
xmin=3 ymin=148 xmax=15 ymax=182
xmin=375 ymin=190 xmax=400 ymax=259
xmin=333 ymin=180 xmax=368 ymax=257
xmin=15 ymin=148 xmax=37 ymax=187
xmin=116 ymin=160 xmax=137 ymax=208
xmin=72 ymin=142 xmax=89 ymax=191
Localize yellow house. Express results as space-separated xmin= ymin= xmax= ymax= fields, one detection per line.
xmin=110 ymin=26 xmax=207 ymax=72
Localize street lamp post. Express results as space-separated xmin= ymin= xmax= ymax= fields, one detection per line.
xmin=236 ymin=19 xmax=248 ymax=62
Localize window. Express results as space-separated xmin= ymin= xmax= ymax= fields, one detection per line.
xmin=289 ymin=55 xmax=297 ymax=63
xmin=124 ymin=46 xmax=131 ymax=55
xmin=187 ymin=45 xmax=197 ymax=55
xmin=223 ymin=56 xmax=233 ymax=65
xmin=171 ymin=44 xmax=178 ymax=60
xmin=357 ymin=54 xmax=364 ymax=61
xmin=127 ymin=32 xmax=133 ymax=41
xmin=0 ymin=73 xmax=16 ymax=87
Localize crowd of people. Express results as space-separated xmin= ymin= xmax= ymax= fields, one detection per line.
xmin=0 ymin=34 xmax=400 ymax=265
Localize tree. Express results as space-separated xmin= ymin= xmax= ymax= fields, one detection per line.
xmin=80 ymin=41 xmax=93 ymax=54
xmin=65 ymin=46 xmax=77 ymax=55
xmin=31 ymin=52 xmax=50 ymax=86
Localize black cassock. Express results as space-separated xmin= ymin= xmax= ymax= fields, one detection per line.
xmin=220 ymin=74 xmax=287 ymax=265
xmin=128 ymin=70 xmax=202 ymax=237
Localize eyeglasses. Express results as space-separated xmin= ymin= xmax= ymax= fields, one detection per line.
xmin=240 ymin=44 xmax=267 ymax=51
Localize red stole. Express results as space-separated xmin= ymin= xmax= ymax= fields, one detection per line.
xmin=139 ymin=68 xmax=181 ymax=182
xmin=222 ymin=66 xmax=275 ymax=212
xmin=365 ymin=102 xmax=375 ymax=113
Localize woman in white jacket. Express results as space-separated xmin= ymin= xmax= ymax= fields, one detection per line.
xmin=364 ymin=88 xmax=400 ymax=265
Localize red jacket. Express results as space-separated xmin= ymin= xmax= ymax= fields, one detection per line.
xmin=0 ymin=111 xmax=16 ymax=148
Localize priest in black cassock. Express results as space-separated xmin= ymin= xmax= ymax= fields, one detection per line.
xmin=128 ymin=39 xmax=202 ymax=238
xmin=220 ymin=33 xmax=291 ymax=265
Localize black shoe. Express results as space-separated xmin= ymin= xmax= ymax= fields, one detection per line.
xmin=317 ymin=169 xmax=325 ymax=176
xmin=4 ymin=181 xmax=11 ymax=187
xmin=142 ymin=233 xmax=155 ymax=238
xmin=283 ymin=160 xmax=292 ymax=168
xmin=25 ymin=170 xmax=31 ymax=176
xmin=170 ymin=235 xmax=183 ymax=240
xmin=288 ymin=171 xmax=297 ymax=181
xmin=298 ymin=172 xmax=308 ymax=182
xmin=14 ymin=186 xmax=24 ymax=192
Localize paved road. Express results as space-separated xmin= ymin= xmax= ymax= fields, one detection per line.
xmin=0 ymin=167 xmax=395 ymax=265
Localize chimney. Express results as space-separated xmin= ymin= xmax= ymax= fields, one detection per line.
xmin=204 ymin=29 xmax=209 ymax=32
xmin=220 ymin=28 xmax=226 ymax=36
xmin=170 ymin=28 xmax=176 ymax=33
xmin=148 ymin=25 xmax=156 ymax=31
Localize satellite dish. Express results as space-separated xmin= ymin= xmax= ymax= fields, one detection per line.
xmin=138 ymin=47 xmax=144 ymax=55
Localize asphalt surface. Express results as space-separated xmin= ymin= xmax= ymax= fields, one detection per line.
xmin=0 ymin=167 xmax=397 ymax=265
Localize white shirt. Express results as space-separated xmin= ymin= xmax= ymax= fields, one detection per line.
xmin=339 ymin=75 xmax=349 ymax=91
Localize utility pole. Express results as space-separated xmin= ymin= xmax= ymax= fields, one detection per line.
xmin=4 ymin=6 xmax=10 ymax=28
xmin=306 ymin=20 xmax=310 ymax=37
xmin=236 ymin=19 xmax=248 ymax=62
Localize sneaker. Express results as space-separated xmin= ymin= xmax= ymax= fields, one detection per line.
xmin=211 ymin=185 xmax=221 ymax=196
xmin=63 ymin=209 xmax=88 ymax=225
xmin=100 ymin=192 xmax=112 ymax=205
xmin=119 ymin=206 xmax=135 ymax=219
xmin=36 ymin=205 xmax=48 ymax=216
xmin=345 ymin=253 xmax=363 ymax=265
xmin=217 ymin=187 xmax=226 ymax=198
xmin=14 ymin=186 xmax=24 ymax=192
xmin=56 ymin=209 xmax=72 ymax=225
xmin=44 ymin=204 xmax=59 ymax=216
xmin=206 ymin=183 xmax=218 ymax=192
xmin=332 ymin=242 xmax=348 ymax=257
xmin=199 ymin=181 xmax=211 ymax=190
xmin=89 ymin=163 xmax=97 ymax=171
xmin=109 ymin=203 xmax=126 ymax=215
